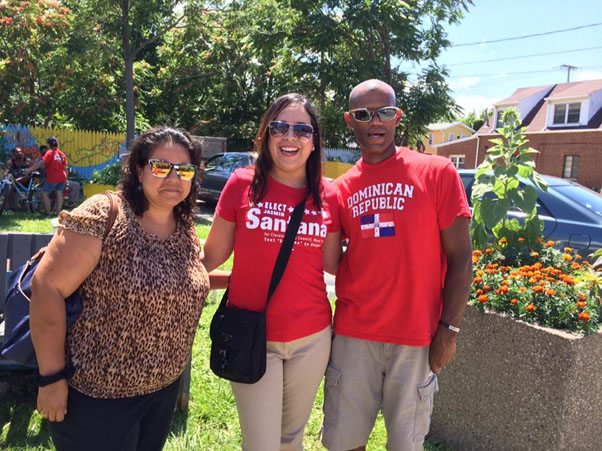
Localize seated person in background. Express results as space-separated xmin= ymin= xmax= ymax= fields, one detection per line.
xmin=5 ymin=146 xmax=33 ymax=209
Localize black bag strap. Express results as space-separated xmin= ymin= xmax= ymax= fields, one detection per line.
xmin=263 ymin=195 xmax=307 ymax=314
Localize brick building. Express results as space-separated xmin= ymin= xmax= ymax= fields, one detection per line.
xmin=435 ymin=79 xmax=602 ymax=190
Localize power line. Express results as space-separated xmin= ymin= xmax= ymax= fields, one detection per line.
xmin=446 ymin=46 xmax=602 ymax=67
xmin=452 ymin=22 xmax=602 ymax=47
xmin=449 ymin=65 xmax=602 ymax=79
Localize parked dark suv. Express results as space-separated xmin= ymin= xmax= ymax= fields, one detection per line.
xmin=199 ymin=152 xmax=256 ymax=203
xmin=459 ymin=169 xmax=602 ymax=255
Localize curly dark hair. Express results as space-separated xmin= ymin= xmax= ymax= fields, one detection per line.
xmin=120 ymin=127 xmax=202 ymax=224
xmin=250 ymin=93 xmax=324 ymax=209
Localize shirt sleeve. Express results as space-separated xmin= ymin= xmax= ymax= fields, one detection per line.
xmin=58 ymin=193 xmax=112 ymax=238
xmin=322 ymin=181 xmax=341 ymax=233
xmin=436 ymin=161 xmax=472 ymax=231
xmin=42 ymin=151 xmax=52 ymax=166
xmin=215 ymin=170 xmax=245 ymax=222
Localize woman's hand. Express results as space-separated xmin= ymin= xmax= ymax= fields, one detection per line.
xmin=37 ymin=379 xmax=69 ymax=422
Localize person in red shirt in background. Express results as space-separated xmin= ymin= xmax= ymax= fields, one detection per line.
xmin=202 ymin=93 xmax=341 ymax=450
xmin=321 ymin=80 xmax=473 ymax=451
xmin=27 ymin=136 xmax=68 ymax=215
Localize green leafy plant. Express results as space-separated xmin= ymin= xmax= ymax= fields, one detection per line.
xmin=470 ymin=108 xmax=548 ymax=253
xmin=89 ymin=161 xmax=122 ymax=186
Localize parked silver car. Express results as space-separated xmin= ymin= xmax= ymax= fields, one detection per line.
xmin=459 ymin=169 xmax=602 ymax=255
xmin=199 ymin=152 xmax=256 ymax=203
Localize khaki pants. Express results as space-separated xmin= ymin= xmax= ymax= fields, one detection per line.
xmin=231 ymin=326 xmax=331 ymax=451
xmin=322 ymin=335 xmax=438 ymax=451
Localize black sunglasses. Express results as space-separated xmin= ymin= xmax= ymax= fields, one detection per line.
xmin=348 ymin=107 xmax=399 ymax=122
xmin=269 ymin=121 xmax=315 ymax=140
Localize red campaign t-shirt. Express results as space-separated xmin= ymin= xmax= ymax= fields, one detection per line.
xmin=43 ymin=148 xmax=67 ymax=183
xmin=334 ymin=147 xmax=471 ymax=346
xmin=215 ymin=168 xmax=340 ymax=342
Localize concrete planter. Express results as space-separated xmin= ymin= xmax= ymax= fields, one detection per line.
xmin=83 ymin=184 xmax=116 ymax=199
xmin=431 ymin=304 xmax=602 ymax=451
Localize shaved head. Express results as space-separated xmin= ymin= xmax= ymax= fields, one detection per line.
xmin=349 ymin=79 xmax=396 ymax=110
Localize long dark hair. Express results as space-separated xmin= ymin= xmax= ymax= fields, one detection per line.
xmin=249 ymin=93 xmax=323 ymax=209
xmin=120 ymin=127 xmax=202 ymax=224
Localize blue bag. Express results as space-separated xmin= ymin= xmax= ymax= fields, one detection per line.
xmin=0 ymin=192 xmax=118 ymax=367
xmin=1 ymin=253 xmax=82 ymax=367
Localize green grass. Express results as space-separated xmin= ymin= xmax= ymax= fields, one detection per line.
xmin=0 ymin=211 xmax=54 ymax=234
xmin=0 ymin=219 xmax=452 ymax=450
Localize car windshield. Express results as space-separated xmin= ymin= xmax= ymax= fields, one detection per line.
xmin=555 ymin=185 xmax=602 ymax=217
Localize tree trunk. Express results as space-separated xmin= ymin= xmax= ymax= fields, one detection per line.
xmin=120 ymin=0 xmax=135 ymax=150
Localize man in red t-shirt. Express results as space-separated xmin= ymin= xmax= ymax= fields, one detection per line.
xmin=27 ymin=136 xmax=68 ymax=215
xmin=321 ymin=80 xmax=473 ymax=451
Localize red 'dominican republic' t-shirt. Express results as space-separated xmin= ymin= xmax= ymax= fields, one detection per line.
xmin=216 ymin=168 xmax=340 ymax=342
xmin=43 ymin=148 xmax=68 ymax=183
xmin=335 ymin=147 xmax=471 ymax=346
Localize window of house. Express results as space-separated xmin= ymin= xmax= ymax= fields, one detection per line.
xmin=428 ymin=133 xmax=433 ymax=145
xmin=563 ymin=155 xmax=579 ymax=179
xmin=450 ymin=155 xmax=465 ymax=169
xmin=448 ymin=132 xmax=454 ymax=141
xmin=553 ymin=102 xmax=581 ymax=125
xmin=459 ymin=134 xmax=465 ymax=139
xmin=495 ymin=109 xmax=506 ymax=129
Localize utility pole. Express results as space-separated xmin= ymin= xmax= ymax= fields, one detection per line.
xmin=560 ymin=64 xmax=578 ymax=83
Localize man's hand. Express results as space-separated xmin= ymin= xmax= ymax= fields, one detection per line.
xmin=429 ymin=326 xmax=458 ymax=374
xmin=37 ymin=379 xmax=69 ymax=422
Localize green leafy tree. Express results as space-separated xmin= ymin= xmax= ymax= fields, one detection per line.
xmin=470 ymin=108 xmax=548 ymax=252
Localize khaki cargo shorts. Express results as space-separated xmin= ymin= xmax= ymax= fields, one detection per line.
xmin=321 ymin=334 xmax=438 ymax=451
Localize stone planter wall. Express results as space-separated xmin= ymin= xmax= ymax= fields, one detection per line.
xmin=431 ymin=304 xmax=602 ymax=451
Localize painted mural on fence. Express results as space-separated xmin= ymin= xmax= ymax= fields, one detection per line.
xmin=1 ymin=125 xmax=126 ymax=179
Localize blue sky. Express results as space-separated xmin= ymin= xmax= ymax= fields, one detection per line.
xmin=401 ymin=0 xmax=602 ymax=115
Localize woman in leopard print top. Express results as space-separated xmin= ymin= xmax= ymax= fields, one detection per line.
xmin=29 ymin=127 xmax=209 ymax=451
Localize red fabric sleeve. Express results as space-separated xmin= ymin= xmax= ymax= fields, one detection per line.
xmin=215 ymin=169 xmax=247 ymax=222
xmin=436 ymin=161 xmax=471 ymax=231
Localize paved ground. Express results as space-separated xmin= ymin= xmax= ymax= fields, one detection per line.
xmin=196 ymin=201 xmax=336 ymax=297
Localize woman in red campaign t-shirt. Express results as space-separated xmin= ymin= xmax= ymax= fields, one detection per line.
xmin=202 ymin=93 xmax=341 ymax=449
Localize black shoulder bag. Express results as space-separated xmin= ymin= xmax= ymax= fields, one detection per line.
xmin=209 ymin=196 xmax=306 ymax=384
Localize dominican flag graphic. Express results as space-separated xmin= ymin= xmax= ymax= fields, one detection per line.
xmin=360 ymin=213 xmax=396 ymax=238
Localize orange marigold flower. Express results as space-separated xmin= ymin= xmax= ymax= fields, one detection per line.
xmin=477 ymin=270 xmax=484 ymax=276
xmin=528 ymin=277 xmax=537 ymax=284
xmin=526 ymin=304 xmax=536 ymax=312
xmin=579 ymin=312 xmax=590 ymax=322
xmin=483 ymin=285 xmax=491 ymax=291
xmin=520 ymin=287 xmax=528 ymax=292
xmin=478 ymin=295 xmax=488 ymax=303
xmin=472 ymin=256 xmax=478 ymax=263
xmin=533 ymin=262 xmax=543 ymax=269
xmin=485 ymin=248 xmax=493 ymax=254
xmin=576 ymin=301 xmax=586 ymax=308
xmin=500 ymin=286 xmax=509 ymax=294
xmin=546 ymin=289 xmax=556 ymax=296
xmin=544 ymin=240 xmax=554 ymax=248
xmin=531 ymin=251 xmax=540 ymax=258
xmin=473 ymin=250 xmax=483 ymax=256
xmin=500 ymin=237 xmax=508 ymax=245
xmin=533 ymin=286 xmax=544 ymax=293
xmin=562 ymin=254 xmax=573 ymax=262
xmin=511 ymin=298 xmax=519 ymax=305
xmin=578 ymin=293 xmax=586 ymax=302
xmin=564 ymin=247 xmax=573 ymax=253
xmin=473 ymin=277 xmax=483 ymax=283
xmin=518 ymin=237 xmax=526 ymax=242
xmin=571 ymin=263 xmax=582 ymax=270
xmin=576 ymin=255 xmax=583 ymax=261
xmin=501 ymin=280 xmax=511 ymax=286
xmin=563 ymin=276 xmax=576 ymax=285
xmin=536 ymin=237 xmax=544 ymax=243
xmin=476 ymin=289 xmax=484 ymax=296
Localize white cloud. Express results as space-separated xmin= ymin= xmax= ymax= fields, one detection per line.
xmin=454 ymin=95 xmax=497 ymax=114
xmin=449 ymin=77 xmax=481 ymax=91
xmin=573 ymin=70 xmax=602 ymax=82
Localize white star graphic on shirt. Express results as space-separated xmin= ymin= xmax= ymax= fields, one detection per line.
xmin=304 ymin=209 xmax=310 ymax=214
xmin=257 ymin=202 xmax=263 ymax=208
xmin=311 ymin=210 xmax=317 ymax=216
xmin=288 ymin=206 xmax=294 ymax=213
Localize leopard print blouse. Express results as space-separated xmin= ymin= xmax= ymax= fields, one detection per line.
xmin=58 ymin=192 xmax=209 ymax=398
